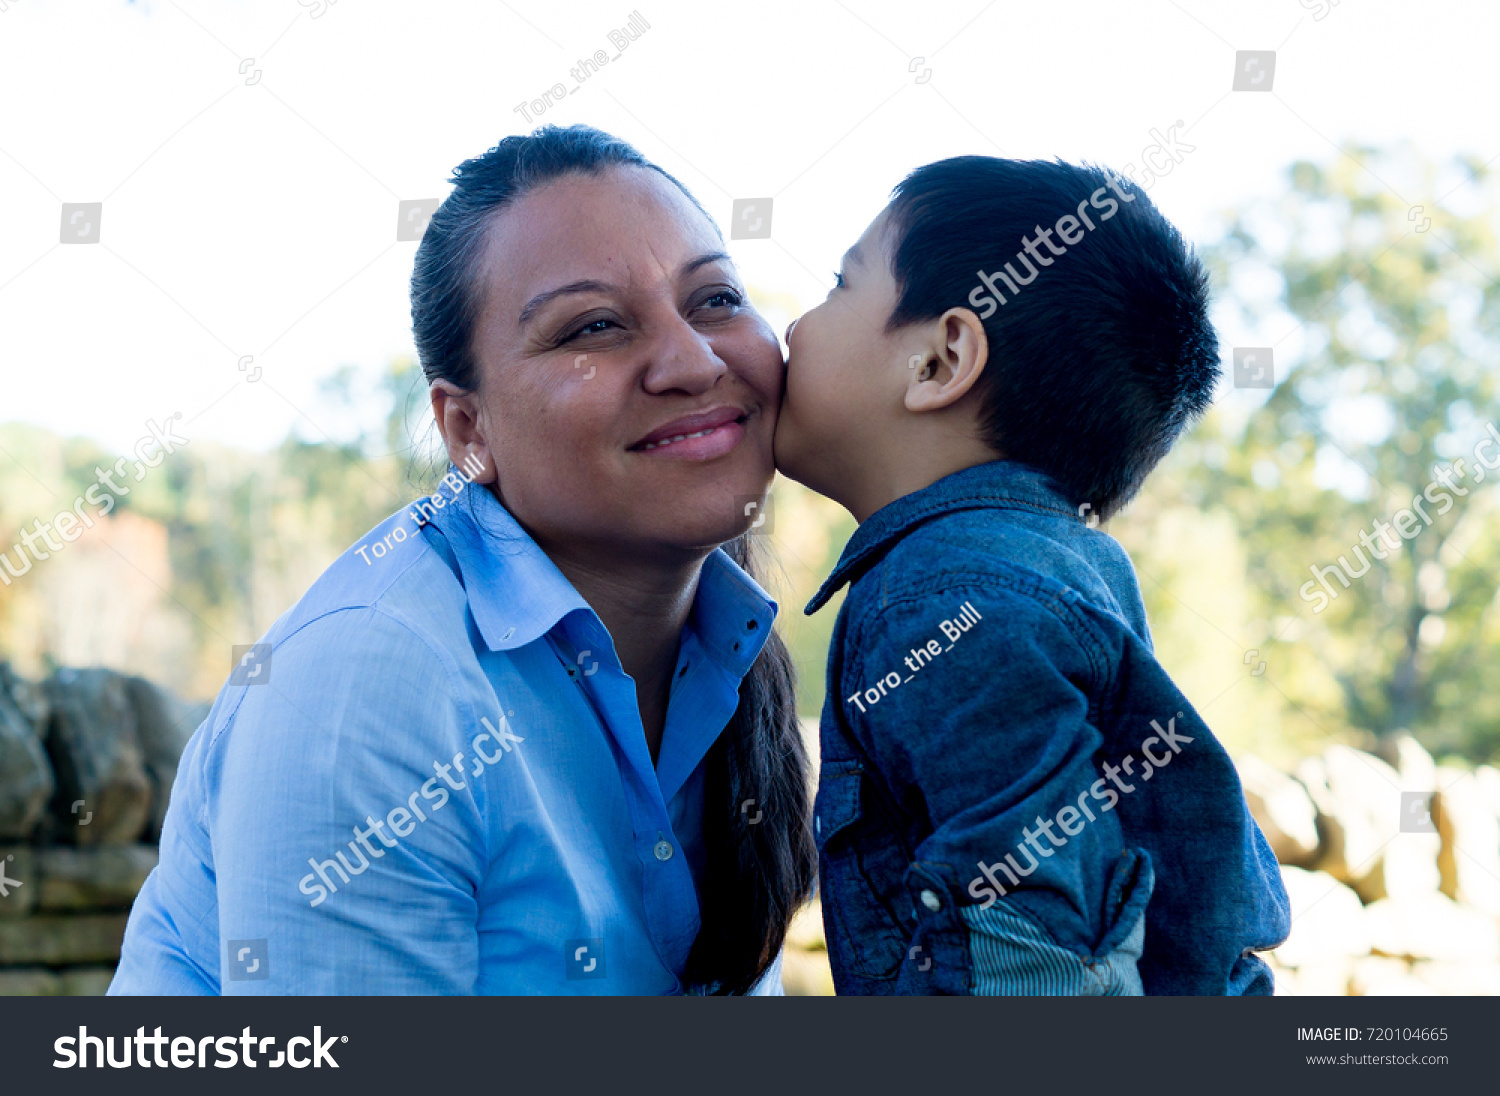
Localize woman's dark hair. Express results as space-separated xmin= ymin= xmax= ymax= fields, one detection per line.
xmin=885 ymin=156 xmax=1221 ymax=521
xmin=409 ymin=124 xmax=816 ymax=994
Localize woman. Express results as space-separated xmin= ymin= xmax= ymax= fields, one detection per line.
xmin=109 ymin=125 xmax=816 ymax=995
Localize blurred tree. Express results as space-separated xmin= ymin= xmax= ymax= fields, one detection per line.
xmin=1197 ymin=145 xmax=1500 ymax=762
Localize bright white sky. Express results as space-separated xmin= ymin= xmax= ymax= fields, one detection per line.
xmin=2 ymin=0 xmax=1497 ymax=455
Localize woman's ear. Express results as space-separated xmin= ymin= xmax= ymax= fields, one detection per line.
xmin=903 ymin=307 xmax=990 ymax=414
xmin=430 ymin=380 xmax=498 ymax=484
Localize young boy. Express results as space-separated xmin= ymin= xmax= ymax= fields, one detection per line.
xmin=775 ymin=156 xmax=1290 ymax=995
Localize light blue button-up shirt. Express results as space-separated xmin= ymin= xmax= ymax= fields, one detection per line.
xmin=109 ymin=465 xmax=783 ymax=995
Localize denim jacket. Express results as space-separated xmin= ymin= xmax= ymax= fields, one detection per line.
xmin=805 ymin=460 xmax=1290 ymax=995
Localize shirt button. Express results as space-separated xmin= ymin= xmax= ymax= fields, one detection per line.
xmin=920 ymin=889 xmax=943 ymax=912
xmin=653 ymin=840 xmax=674 ymax=862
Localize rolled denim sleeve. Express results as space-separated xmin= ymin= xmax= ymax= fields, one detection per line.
xmin=961 ymin=847 xmax=1152 ymax=995
xmin=849 ymin=581 xmax=1144 ymax=990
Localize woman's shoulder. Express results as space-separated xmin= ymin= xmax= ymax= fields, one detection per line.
xmin=197 ymin=506 xmax=486 ymax=745
xmin=273 ymin=505 xmax=472 ymax=652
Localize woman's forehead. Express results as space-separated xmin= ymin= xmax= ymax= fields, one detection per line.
xmin=475 ymin=168 xmax=723 ymax=316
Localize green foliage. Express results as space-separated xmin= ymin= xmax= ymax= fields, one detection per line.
xmin=1188 ymin=145 xmax=1500 ymax=761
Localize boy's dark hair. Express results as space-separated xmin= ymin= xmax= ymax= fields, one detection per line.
xmin=885 ymin=156 xmax=1220 ymax=521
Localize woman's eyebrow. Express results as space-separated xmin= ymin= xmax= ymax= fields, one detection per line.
xmin=518 ymin=253 xmax=734 ymax=325
xmin=681 ymin=250 xmax=732 ymax=276
xmin=518 ymin=279 xmax=616 ymax=325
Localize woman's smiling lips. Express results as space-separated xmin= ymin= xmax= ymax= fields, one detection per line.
xmin=629 ymin=405 xmax=750 ymax=460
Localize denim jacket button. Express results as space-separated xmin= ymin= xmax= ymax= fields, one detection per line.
xmin=654 ymin=840 xmax=674 ymax=861
xmin=919 ymin=888 xmax=943 ymax=912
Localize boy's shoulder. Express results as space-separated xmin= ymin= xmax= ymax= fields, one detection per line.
xmin=848 ymin=499 xmax=1152 ymax=647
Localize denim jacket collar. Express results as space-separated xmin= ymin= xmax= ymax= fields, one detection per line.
xmin=805 ymin=460 xmax=1080 ymax=614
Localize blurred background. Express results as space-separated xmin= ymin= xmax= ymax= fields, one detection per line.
xmin=2 ymin=0 xmax=1499 ymax=995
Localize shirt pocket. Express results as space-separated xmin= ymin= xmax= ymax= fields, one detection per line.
xmin=815 ymin=760 xmax=912 ymax=981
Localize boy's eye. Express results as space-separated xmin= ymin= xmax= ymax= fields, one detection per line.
xmin=830 ymin=269 xmax=846 ymax=290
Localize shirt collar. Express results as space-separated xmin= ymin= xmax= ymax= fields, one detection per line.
xmin=804 ymin=459 xmax=1079 ymax=614
xmin=420 ymin=466 xmax=777 ymax=669
xmin=688 ymin=546 xmax=778 ymax=679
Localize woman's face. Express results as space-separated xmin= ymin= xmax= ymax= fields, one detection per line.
xmin=461 ymin=166 xmax=783 ymax=559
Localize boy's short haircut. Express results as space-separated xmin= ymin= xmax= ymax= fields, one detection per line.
xmin=884 ymin=156 xmax=1220 ymax=521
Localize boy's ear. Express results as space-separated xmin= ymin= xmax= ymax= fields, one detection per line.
xmin=903 ymin=307 xmax=990 ymax=414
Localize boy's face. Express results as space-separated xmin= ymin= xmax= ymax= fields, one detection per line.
xmin=774 ymin=207 xmax=916 ymax=505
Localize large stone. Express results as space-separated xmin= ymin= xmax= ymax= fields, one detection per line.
xmin=0 ymin=913 xmax=130 ymax=965
xmin=0 ymin=663 xmax=54 ymax=841
xmin=1410 ymin=960 xmax=1500 ymax=995
xmin=1396 ymin=735 xmax=1437 ymax=788
xmin=1272 ymin=866 xmax=1370 ymax=967
xmin=1349 ymin=956 xmax=1413 ymax=996
xmin=1297 ymin=745 xmax=1438 ymax=902
xmin=1360 ymin=971 xmax=1438 ymax=995
xmin=0 ymin=968 xmax=63 ymax=996
xmin=1238 ymin=755 xmax=1319 ymax=866
xmin=1382 ymin=736 xmax=1443 ymax=899
xmin=1365 ymin=892 xmax=1500 ymax=962
xmin=1477 ymin=766 xmax=1500 ymax=816
xmin=124 ymin=676 xmax=196 ymax=842
xmin=36 ymin=846 xmax=158 ymax=912
xmin=0 ymin=663 xmax=50 ymax=736
xmin=1275 ymin=957 xmax=1353 ymax=995
xmin=0 ymin=966 xmax=117 ymax=996
xmin=43 ymin=668 xmax=151 ymax=845
xmin=59 ymin=967 xmax=116 ymax=996
xmin=1434 ymin=766 xmax=1500 ymax=916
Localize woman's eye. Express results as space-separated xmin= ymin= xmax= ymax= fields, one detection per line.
xmin=831 ymin=270 xmax=846 ymax=290
xmin=699 ymin=289 xmax=743 ymax=310
xmin=561 ymin=317 xmax=620 ymax=343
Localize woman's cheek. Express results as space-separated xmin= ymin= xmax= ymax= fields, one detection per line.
xmin=728 ymin=321 xmax=785 ymax=400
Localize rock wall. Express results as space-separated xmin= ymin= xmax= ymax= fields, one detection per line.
xmin=1242 ymin=735 xmax=1500 ymax=995
xmin=0 ymin=662 xmax=205 ymax=995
